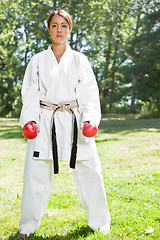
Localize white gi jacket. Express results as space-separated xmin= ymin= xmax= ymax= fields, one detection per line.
xmin=20 ymin=45 xmax=101 ymax=161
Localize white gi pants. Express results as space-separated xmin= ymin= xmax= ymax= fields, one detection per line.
xmin=19 ymin=141 xmax=111 ymax=236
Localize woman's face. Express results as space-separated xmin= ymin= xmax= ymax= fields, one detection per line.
xmin=48 ymin=14 xmax=71 ymax=45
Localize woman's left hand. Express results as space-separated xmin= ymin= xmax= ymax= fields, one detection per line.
xmin=81 ymin=121 xmax=89 ymax=130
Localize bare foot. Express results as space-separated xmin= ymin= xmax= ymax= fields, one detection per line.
xmin=18 ymin=234 xmax=27 ymax=239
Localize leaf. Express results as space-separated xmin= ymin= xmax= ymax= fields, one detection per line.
xmin=145 ymin=226 xmax=154 ymax=233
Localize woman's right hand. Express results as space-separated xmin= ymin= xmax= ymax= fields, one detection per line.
xmin=31 ymin=121 xmax=40 ymax=133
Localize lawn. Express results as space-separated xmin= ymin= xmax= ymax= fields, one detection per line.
xmin=0 ymin=114 xmax=160 ymax=239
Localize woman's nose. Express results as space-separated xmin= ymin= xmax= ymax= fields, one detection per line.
xmin=57 ymin=26 xmax=61 ymax=32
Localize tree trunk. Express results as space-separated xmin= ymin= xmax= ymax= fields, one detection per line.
xmin=104 ymin=26 xmax=113 ymax=80
xmin=102 ymin=25 xmax=113 ymax=113
xmin=131 ymin=13 xmax=141 ymax=110
xmin=53 ymin=0 xmax=57 ymax=9
xmin=109 ymin=61 xmax=116 ymax=113
xmin=109 ymin=26 xmax=120 ymax=113
xmin=24 ymin=24 xmax=29 ymax=66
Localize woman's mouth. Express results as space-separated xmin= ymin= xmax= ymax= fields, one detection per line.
xmin=57 ymin=35 xmax=62 ymax=38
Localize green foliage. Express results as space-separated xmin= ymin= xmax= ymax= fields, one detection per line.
xmin=0 ymin=0 xmax=53 ymax=117
xmin=139 ymin=101 xmax=160 ymax=118
xmin=122 ymin=6 xmax=160 ymax=113
xmin=0 ymin=0 xmax=160 ymax=116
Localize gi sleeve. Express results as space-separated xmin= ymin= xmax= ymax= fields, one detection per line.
xmin=20 ymin=54 xmax=40 ymax=127
xmin=76 ymin=54 xmax=101 ymax=127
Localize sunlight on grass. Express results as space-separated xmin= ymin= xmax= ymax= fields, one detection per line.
xmin=0 ymin=115 xmax=160 ymax=239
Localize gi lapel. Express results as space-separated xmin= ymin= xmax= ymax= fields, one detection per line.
xmin=46 ymin=45 xmax=73 ymax=100
xmin=45 ymin=46 xmax=63 ymax=99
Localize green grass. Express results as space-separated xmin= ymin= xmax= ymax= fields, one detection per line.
xmin=0 ymin=114 xmax=160 ymax=239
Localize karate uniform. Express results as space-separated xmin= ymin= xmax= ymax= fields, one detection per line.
xmin=19 ymin=45 xmax=111 ymax=235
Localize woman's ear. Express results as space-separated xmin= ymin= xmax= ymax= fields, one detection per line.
xmin=69 ymin=28 xmax=72 ymax=35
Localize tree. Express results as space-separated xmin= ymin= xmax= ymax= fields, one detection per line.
xmin=0 ymin=0 xmax=53 ymax=116
xmin=0 ymin=0 xmax=21 ymax=116
xmin=122 ymin=3 xmax=160 ymax=113
xmin=1 ymin=0 xmax=159 ymax=116
xmin=97 ymin=0 xmax=135 ymax=113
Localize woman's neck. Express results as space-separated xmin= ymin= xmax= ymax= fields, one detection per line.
xmin=51 ymin=42 xmax=68 ymax=63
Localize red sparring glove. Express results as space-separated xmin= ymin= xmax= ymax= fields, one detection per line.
xmin=82 ymin=121 xmax=98 ymax=138
xmin=22 ymin=121 xmax=38 ymax=139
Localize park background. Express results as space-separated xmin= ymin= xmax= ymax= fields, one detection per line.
xmin=1 ymin=0 xmax=160 ymax=117
xmin=0 ymin=0 xmax=160 ymax=239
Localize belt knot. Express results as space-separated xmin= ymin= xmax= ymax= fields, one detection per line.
xmin=58 ymin=103 xmax=72 ymax=114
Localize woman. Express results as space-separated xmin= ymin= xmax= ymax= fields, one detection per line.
xmin=19 ymin=9 xmax=111 ymax=238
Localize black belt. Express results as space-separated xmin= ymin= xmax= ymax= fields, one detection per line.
xmin=40 ymin=100 xmax=78 ymax=174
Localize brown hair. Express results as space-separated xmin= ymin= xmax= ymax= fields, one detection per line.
xmin=47 ymin=9 xmax=73 ymax=30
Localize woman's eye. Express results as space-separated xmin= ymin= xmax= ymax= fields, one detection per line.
xmin=52 ymin=25 xmax=57 ymax=28
xmin=62 ymin=25 xmax=67 ymax=28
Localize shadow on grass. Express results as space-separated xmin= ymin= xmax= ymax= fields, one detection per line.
xmin=0 ymin=125 xmax=24 ymax=139
xmin=1 ymin=116 xmax=160 ymax=141
xmin=9 ymin=226 xmax=94 ymax=239
xmin=99 ymin=118 xmax=160 ymax=135
xmin=96 ymin=138 xmax=120 ymax=143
